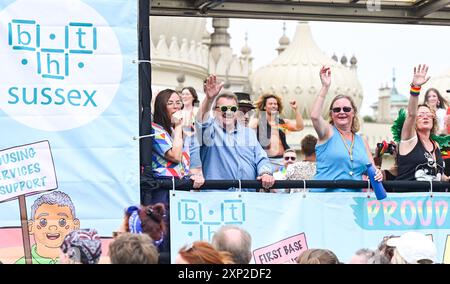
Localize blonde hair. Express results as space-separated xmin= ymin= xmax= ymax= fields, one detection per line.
xmin=255 ymin=94 xmax=284 ymax=114
xmin=109 ymin=233 xmax=159 ymax=264
xmin=297 ymin=249 xmax=340 ymax=264
xmin=417 ymin=104 xmax=438 ymax=136
xmin=328 ymin=95 xmax=360 ymax=133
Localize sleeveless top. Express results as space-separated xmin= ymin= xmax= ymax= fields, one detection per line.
xmin=396 ymin=136 xmax=444 ymax=181
xmin=256 ymin=114 xmax=290 ymax=154
xmin=313 ymin=126 xmax=369 ymax=192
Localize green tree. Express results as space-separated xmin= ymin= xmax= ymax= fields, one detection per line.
xmin=363 ymin=115 xmax=375 ymax=123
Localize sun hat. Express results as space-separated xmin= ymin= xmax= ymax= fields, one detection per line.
xmin=387 ymin=232 xmax=437 ymax=264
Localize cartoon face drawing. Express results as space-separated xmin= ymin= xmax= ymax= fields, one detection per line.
xmin=16 ymin=191 xmax=81 ymax=263
xmin=28 ymin=203 xmax=79 ymax=249
xmin=414 ymin=152 xmax=443 ymax=181
xmin=424 ymin=152 xmax=437 ymax=168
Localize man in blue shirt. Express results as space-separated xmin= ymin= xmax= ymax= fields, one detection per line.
xmin=195 ymin=75 xmax=274 ymax=191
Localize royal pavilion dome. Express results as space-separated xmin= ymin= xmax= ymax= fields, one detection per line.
xmin=150 ymin=17 xmax=207 ymax=47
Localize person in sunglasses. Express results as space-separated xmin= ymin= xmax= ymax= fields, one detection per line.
xmin=249 ymin=94 xmax=304 ymax=171
xmin=235 ymin=92 xmax=255 ymax=127
xmin=269 ymin=149 xmax=297 ymax=193
xmin=195 ymin=75 xmax=274 ymax=191
xmin=396 ymin=64 xmax=448 ymax=182
xmin=274 ymin=149 xmax=297 ymax=179
xmin=310 ymin=66 xmax=382 ymax=192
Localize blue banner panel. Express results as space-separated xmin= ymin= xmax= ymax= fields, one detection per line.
xmin=0 ymin=0 xmax=138 ymax=264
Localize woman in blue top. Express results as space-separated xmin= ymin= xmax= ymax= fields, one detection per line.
xmin=310 ymin=66 xmax=382 ymax=192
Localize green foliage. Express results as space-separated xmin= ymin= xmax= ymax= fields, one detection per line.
xmin=363 ymin=115 xmax=375 ymax=123
xmin=391 ymin=108 xmax=450 ymax=149
xmin=431 ymin=134 xmax=450 ymax=148
xmin=391 ymin=108 xmax=406 ymax=143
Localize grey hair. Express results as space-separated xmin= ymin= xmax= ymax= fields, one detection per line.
xmin=211 ymin=225 xmax=252 ymax=264
xmin=212 ymin=91 xmax=238 ymax=109
xmin=367 ymin=250 xmax=391 ymax=264
xmin=30 ymin=191 xmax=76 ymax=219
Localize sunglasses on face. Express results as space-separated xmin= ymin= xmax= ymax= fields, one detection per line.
xmin=331 ymin=106 xmax=352 ymax=113
xmin=216 ymin=105 xmax=238 ymax=112
xmin=284 ymin=156 xmax=296 ymax=161
xmin=417 ymin=112 xmax=433 ymax=118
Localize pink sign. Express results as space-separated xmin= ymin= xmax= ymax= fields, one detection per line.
xmin=253 ymin=233 xmax=308 ymax=264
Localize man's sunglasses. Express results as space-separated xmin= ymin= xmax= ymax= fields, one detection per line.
xmin=331 ymin=107 xmax=352 ymax=113
xmin=216 ymin=105 xmax=238 ymax=112
xmin=284 ymin=156 xmax=296 ymax=161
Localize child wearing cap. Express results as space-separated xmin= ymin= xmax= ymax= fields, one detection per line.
xmin=387 ymin=231 xmax=437 ymax=264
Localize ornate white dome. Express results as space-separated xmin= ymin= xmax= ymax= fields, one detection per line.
xmin=350 ymin=55 xmax=357 ymax=66
xmin=150 ymin=16 xmax=207 ymax=46
xmin=241 ymin=33 xmax=252 ymax=56
xmin=251 ymin=22 xmax=363 ymax=119
xmin=149 ymin=16 xmax=251 ymax=98
xmin=279 ymin=34 xmax=290 ymax=46
xmin=340 ymin=55 xmax=348 ymax=66
xmin=241 ymin=44 xmax=252 ymax=56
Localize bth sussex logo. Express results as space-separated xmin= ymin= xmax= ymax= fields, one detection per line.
xmin=8 ymin=19 xmax=97 ymax=80
xmin=0 ymin=0 xmax=123 ymax=131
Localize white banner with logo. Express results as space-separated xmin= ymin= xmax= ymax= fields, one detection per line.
xmin=171 ymin=191 xmax=450 ymax=264
xmin=0 ymin=0 xmax=138 ymax=263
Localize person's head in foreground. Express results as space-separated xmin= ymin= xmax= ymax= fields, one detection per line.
xmin=297 ymin=248 xmax=340 ymax=264
xmin=387 ymin=231 xmax=437 ymax=264
xmin=211 ymin=225 xmax=252 ymax=264
xmin=59 ymin=229 xmax=102 ymax=264
xmin=175 ymin=241 xmax=234 ymax=264
xmin=109 ymin=233 xmax=159 ymax=264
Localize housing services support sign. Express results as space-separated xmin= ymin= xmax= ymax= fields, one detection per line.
xmin=0 ymin=141 xmax=57 ymax=203
xmin=0 ymin=0 xmax=138 ymax=264
xmin=171 ymin=191 xmax=450 ymax=264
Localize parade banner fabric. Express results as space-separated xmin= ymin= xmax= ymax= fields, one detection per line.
xmin=0 ymin=0 xmax=138 ymax=263
xmin=171 ymin=191 xmax=450 ymax=264
xmin=0 ymin=141 xmax=57 ymax=203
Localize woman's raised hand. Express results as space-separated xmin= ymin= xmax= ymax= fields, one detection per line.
xmin=289 ymin=100 xmax=298 ymax=110
xmin=203 ymin=74 xmax=224 ymax=100
xmin=319 ymin=66 xmax=331 ymax=88
xmin=412 ymin=64 xmax=431 ymax=87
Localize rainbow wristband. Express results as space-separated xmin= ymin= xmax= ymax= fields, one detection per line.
xmin=410 ymin=85 xmax=421 ymax=97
